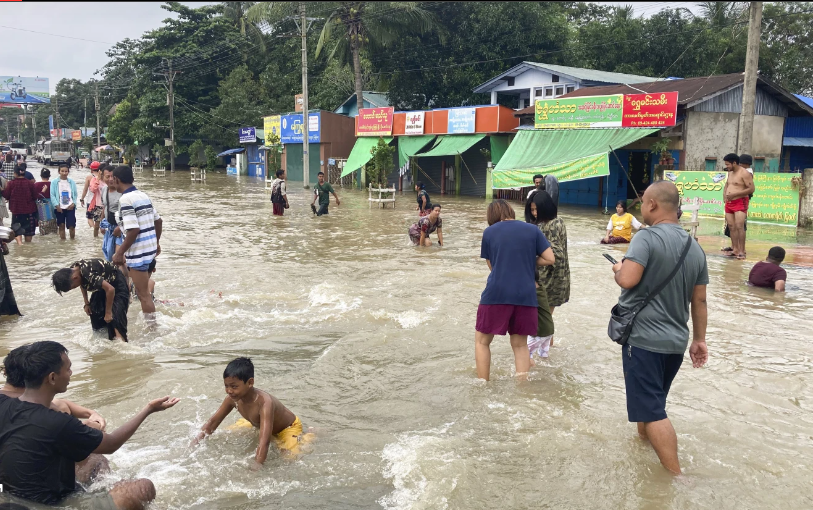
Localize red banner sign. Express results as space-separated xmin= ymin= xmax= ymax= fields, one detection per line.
xmin=356 ymin=107 xmax=394 ymax=136
xmin=621 ymin=92 xmax=678 ymax=128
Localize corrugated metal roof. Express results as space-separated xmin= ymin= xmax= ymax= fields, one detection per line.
xmin=473 ymin=61 xmax=656 ymax=93
xmin=525 ymin=62 xmax=655 ymax=85
xmin=334 ymin=91 xmax=391 ymax=111
xmin=514 ymin=73 xmax=813 ymax=118
xmin=794 ymin=94 xmax=813 ymax=109
xmin=783 ymin=137 xmax=813 ymax=147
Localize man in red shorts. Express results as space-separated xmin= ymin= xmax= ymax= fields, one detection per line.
xmin=722 ymin=153 xmax=754 ymax=260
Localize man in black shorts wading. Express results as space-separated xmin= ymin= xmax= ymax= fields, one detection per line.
xmin=610 ymin=181 xmax=709 ymax=474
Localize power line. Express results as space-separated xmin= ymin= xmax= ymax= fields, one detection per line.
xmin=0 ymin=25 xmax=112 ymax=44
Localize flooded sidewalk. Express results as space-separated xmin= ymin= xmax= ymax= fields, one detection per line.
xmin=1 ymin=169 xmax=812 ymax=509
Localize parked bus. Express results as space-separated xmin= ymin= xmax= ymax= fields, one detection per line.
xmin=43 ymin=140 xmax=72 ymax=166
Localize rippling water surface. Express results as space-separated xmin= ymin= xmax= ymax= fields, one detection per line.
xmin=2 ymin=166 xmax=812 ymax=509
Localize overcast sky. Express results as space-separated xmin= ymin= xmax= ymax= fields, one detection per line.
xmin=1 ymin=2 xmax=703 ymax=94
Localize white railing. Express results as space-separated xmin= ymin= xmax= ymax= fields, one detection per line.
xmin=369 ymin=184 xmax=396 ymax=209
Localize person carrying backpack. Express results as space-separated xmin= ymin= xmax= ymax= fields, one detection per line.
xmin=270 ymin=169 xmax=289 ymax=216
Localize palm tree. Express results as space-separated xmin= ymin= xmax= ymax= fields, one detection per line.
xmin=248 ymin=2 xmax=438 ymax=111
xmin=222 ymin=1 xmax=267 ymax=61
xmin=698 ymin=2 xmax=744 ymax=27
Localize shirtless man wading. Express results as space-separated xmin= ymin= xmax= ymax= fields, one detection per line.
xmin=722 ymin=153 xmax=754 ymax=260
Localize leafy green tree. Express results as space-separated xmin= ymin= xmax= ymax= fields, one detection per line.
xmin=188 ymin=139 xmax=204 ymax=168
xmin=106 ymin=96 xmax=138 ymax=146
xmin=202 ymin=65 xmax=265 ymax=145
xmin=368 ymin=136 xmax=395 ymax=186
xmin=379 ymin=2 xmax=572 ymax=109
xmin=204 ymin=145 xmax=218 ymax=171
xmin=761 ymin=2 xmax=813 ymax=95
xmin=248 ymin=2 xmax=437 ymax=112
xmin=222 ymin=1 xmax=267 ymax=61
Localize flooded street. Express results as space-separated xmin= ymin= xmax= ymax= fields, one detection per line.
xmin=2 ymin=165 xmax=813 ymax=509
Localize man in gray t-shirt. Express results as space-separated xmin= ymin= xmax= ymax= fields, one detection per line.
xmin=610 ymin=181 xmax=708 ymax=475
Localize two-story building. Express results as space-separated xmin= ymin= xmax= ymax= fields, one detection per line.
xmin=472 ymin=61 xmax=658 ymax=109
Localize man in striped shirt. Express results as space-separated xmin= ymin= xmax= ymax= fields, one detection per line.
xmin=110 ymin=166 xmax=162 ymax=315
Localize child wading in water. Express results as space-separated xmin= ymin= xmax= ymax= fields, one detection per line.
xmin=193 ymin=358 xmax=314 ymax=465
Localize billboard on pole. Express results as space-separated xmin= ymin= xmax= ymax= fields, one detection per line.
xmin=0 ymin=76 xmax=50 ymax=104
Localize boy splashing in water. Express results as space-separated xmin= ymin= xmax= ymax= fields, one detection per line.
xmin=193 ymin=358 xmax=313 ymax=465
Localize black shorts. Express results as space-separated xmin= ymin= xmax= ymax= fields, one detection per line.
xmin=56 ymin=208 xmax=77 ymax=228
xmin=622 ymin=344 xmax=683 ymax=423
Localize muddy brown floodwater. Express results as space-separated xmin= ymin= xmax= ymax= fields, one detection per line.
xmin=1 ymin=165 xmax=812 ymax=509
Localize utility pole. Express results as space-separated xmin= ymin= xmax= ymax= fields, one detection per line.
xmin=31 ymin=108 xmax=36 ymax=142
xmin=168 ymin=58 xmax=176 ymax=173
xmin=95 ymin=83 xmax=101 ymax=148
xmin=300 ymin=1 xmax=310 ymax=189
xmin=737 ymin=1 xmax=763 ymax=155
xmin=154 ymin=60 xmax=178 ymax=172
xmin=84 ymin=98 xmax=87 ymax=127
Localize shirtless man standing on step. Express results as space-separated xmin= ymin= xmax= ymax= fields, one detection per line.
xmin=722 ymin=153 xmax=755 ymax=260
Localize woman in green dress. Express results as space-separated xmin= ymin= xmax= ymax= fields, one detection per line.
xmin=529 ymin=190 xmax=570 ymax=348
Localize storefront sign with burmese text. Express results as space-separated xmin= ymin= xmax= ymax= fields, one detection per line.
xmin=666 ymin=171 xmax=800 ymax=226
xmin=404 ymin=111 xmax=425 ymax=135
xmin=535 ymin=95 xmax=623 ymax=129
xmin=357 ymin=107 xmax=394 ymax=136
xmin=621 ymin=92 xmax=678 ymax=128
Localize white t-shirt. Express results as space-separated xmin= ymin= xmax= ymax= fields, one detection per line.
xmin=607 ymin=216 xmax=643 ymax=231
xmin=272 ymin=178 xmax=287 ymax=196
xmin=58 ymin=180 xmax=73 ymax=208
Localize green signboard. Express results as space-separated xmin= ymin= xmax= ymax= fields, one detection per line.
xmin=534 ymin=94 xmax=623 ymax=129
xmin=666 ymin=171 xmax=800 ymax=226
xmin=492 ymin=153 xmax=609 ymax=189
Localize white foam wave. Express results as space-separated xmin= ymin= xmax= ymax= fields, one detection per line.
xmin=378 ymin=423 xmax=458 ymax=510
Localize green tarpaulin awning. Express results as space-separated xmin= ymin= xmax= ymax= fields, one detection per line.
xmin=416 ymin=134 xmax=486 ymax=158
xmin=342 ymin=137 xmax=392 ymax=177
xmin=398 ymin=135 xmax=436 ymax=168
xmin=492 ymin=128 xmax=658 ymax=189
xmin=490 ymin=135 xmax=511 ymax=166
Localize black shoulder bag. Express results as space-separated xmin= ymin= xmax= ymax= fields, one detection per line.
xmin=608 ymin=235 xmax=693 ymax=345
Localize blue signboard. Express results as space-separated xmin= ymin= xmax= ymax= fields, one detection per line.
xmin=48 ymin=115 xmax=53 ymax=131
xmin=447 ymin=107 xmax=476 ymax=134
xmin=239 ymin=127 xmax=256 ymax=143
xmin=280 ymin=113 xmax=321 ymax=144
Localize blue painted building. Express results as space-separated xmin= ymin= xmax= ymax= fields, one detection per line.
xmin=333 ymin=91 xmax=391 ymax=118
xmin=783 ymin=95 xmax=813 ymax=172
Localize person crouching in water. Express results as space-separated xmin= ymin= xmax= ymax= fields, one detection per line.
xmin=52 ymin=259 xmax=130 ymax=341
xmin=192 ymin=357 xmax=315 ymax=465
xmin=408 ymin=204 xmax=443 ymax=247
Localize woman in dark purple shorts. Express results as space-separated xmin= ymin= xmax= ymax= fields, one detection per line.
xmin=476 ymin=199 xmax=554 ymax=380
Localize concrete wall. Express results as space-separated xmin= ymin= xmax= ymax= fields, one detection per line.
xmin=684 ymin=111 xmax=739 ymax=170
xmin=685 ymin=111 xmax=785 ymax=170
xmin=752 ymin=115 xmax=785 ymax=158
xmin=801 ymin=168 xmax=813 ymax=228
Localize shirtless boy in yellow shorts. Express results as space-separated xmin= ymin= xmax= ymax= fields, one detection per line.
xmin=192 ymin=357 xmax=313 ymax=465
